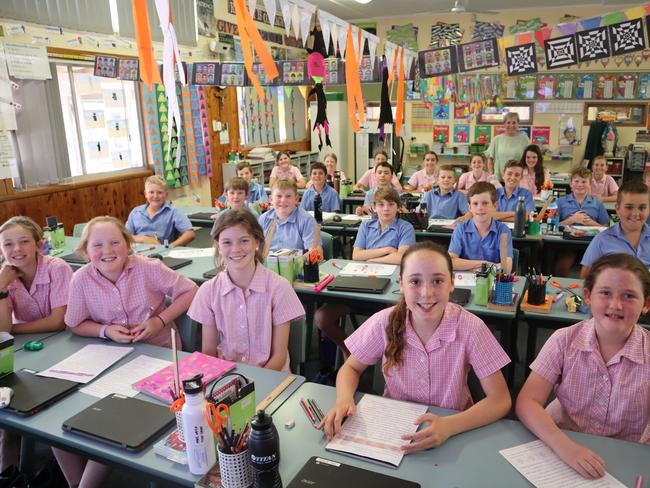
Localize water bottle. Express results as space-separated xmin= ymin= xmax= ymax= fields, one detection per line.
xmin=514 ymin=196 xmax=526 ymax=238
xmin=314 ymin=193 xmax=323 ymax=223
xmin=55 ymin=223 xmax=65 ymax=250
xmin=181 ymin=376 xmax=216 ymax=476
xmin=249 ymin=410 xmax=282 ymax=488
xmin=333 ymin=171 xmax=341 ymax=193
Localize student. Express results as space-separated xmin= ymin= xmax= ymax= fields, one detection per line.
xmin=589 ymin=156 xmax=618 ymax=202
xmin=356 ymin=162 xmax=400 ymax=216
xmin=494 ymin=160 xmax=535 ymax=221
xmin=258 ymin=179 xmax=323 ymax=255
xmin=644 ymin=169 xmax=650 ymax=190
xmin=188 ymin=209 xmax=305 ymax=372
xmin=125 ymin=175 xmax=195 ymax=247
xmin=226 ymin=161 xmax=268 ymax=204
xmin=212 ymin=178 xmax=258 ymax=222
xmin=422 ymin=165 xmax=468 ymax=219
xmin=269 ymin=151 xmax=306 ymax=189
xmin=557 ymin=167 xmax=609 ymax=226
xmin=58 ymin=217 xmax=197 ymax=487
xmin=0 ymin=216 xmax=72 ymax=470
xmin=300 ymin=162 xmax=341 ymax=212
xmin=516 ymin=254 xmax=650 ymax=480
xmin=518 ymin=144 xmax=552 ymax=196
xmin=457 ymin=154 xmax=500 ymax=193
xmin=404 ymin=151 xmax=439 ymax=191
xmin=320 ymin=242 xmax=512 ymax=451
xmin=316 ymin=188 xmax=415 ymax=357
xmin=322 ymin=152 xmax=347 ymax=183
xmin=449 ymin=182 xmax=513 ymax=272
xmin=580 ymin=180 xmax=650 ymax=277
xmin=354 ymin=150 xmax=402 ymax=191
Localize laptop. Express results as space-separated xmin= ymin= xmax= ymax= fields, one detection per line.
xmin=426 ymin=224 xmax=454 ymax=233
xmin=450 ymin=287 xmax=471 ymax=306
xmin=60 ymin=251 xmax=87 ymax=265
xmin=327 ymin=276 xmax=390 ymax=294
xmin=149 ymin=254 xmax=193 ymax=270
xmin=322 ymin=218 xmax=360 ymax=228
xmin=188 ymin=211 xmax=217 ymax=221
xmin=287 ymin=457 xmax=420 ymax=488
xmin=0 ymin=369 xmax=79 ymax=416
xmin=62 ymin=394 xmax=175 ymax=451
xmin=203 ymin=267 xmax=218 ymax=279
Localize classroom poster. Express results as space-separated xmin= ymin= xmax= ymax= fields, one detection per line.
xmin=107 ymin=119 xmax=128 ymax=138
xmin=454 ymin=124 xmax=470 ymax=143
xmin=433 ymin=125 xmax=449 ymax=143
xmin=102 ymin=89 xmax=123 ymax=107
xmin=531 ymin=126 xmax=550 ymax=145
xmin=410 ymin=102 xmax=433 ymax=132
xmin=519 ymin=126 xmax=531 ymax=139
xmin=433 ymin=103 xmax=449 ymax=120
xmin=454 ymin=102 xmax=469 ymax=119
xmin=0 ymin=131 xmax=17 ymax=178
xmin=94 ymin=55 xmax=118 ymax=78
xmin=474 ymin=125 xmax=492 ymax=144
xmin=558 ymin=116 xmax=580 ymax=145
xmin=537 ymin=75 xmax=556 ymax=100
xmin=117 ymin=58 xmax=139 ymax=81
xmin=3 ymin=42 xmax=51 ymax=79
xmin=0 ymin=44 xmax=17 ymax=131
xmin=83 ymin=110 xmax=105 ymax=129
xmin=86 ymin=140 xmax=109 ymax=160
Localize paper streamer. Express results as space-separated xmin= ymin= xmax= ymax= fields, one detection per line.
xmin=344 ymin=24 xmax=364 ymax=133
xmin=132 ymin=0 xmax=162 ymax=86
xmin=395 ymin=47 xmax=405 ymax=137
xmin=143 ymin=84 xmax=163 ymax=175
xmin=181 ymin=85 xmax=198 ymax=182
xmin=198 ymin=88 xmax=213 ymax=178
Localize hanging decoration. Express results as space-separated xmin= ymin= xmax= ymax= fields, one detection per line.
xmin=143 ymin=84 xmax=163 ymax=176
xmin=278 ymin=0 xmax=316 ymax=46
xmin=307 ymin=28 xmax=330 ymax=150
xmin=377 ymin=57 xmax=394 ymax=141
xmin=576 ymin=27 xmax=611 ymax=62
xmin=609 ymin=18 xmax=646 ymax=55
xmin=345 ymin=24 xmax=365 ymax=133
xmin=472 ymin=21 xmax=504 ymax=42
xmin=506 ymin=43 xmax=538 ymax=76
xmin=430 ymin=22 xmax=463 ymax=48
xmin=132 ymin=0 xmax=162 ymax=86
xmin=544 ymin=35 xmax=578 ymax=69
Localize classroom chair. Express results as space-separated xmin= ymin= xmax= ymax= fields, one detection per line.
xmin=321 ymin=231 xmax=333 ymax=260
xmin=512 ymin=248 xmax=519 ymax=275
xmin=165 ymin=297 xmax=201 ymax=353
xmin=288 ymin=317 xmax=308 ymax=375
xmin=72 ymin=223 xmax=87 ymax=237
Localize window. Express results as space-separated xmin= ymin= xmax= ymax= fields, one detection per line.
xmin=478 ymin=102 xmax=534 ymax=125
xmin=56 ymin=65 xmax=145 ymax=176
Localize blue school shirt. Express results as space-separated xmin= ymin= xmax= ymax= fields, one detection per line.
xmin=125 ymin=202 xmax=193 ymax=243
xmin=556 ymin=194 xmax=609 ymax=225
xmin=581 ymin=223 xmax=650 ymax=267
xmin=217 ymin=181 xmax=269 ymax=204
xmin=258 ymin=207 xmax=321 ymax=251
xmin=363 ymin=186 xmax=401 ymax=206
xmin=496 ymin=187 xmax=535 ymax=213
xmin=300 ymin=184 xmax=340 ymax=212
xmin=353 ymin=218 xmax=416 ymax=250
xmin=449 ymin=218 xmax=513 ymax=263
xmin=422 ymin=189 xmax=468 ymax=219
xmin=211 ymin=205 xmax=259 ymax=230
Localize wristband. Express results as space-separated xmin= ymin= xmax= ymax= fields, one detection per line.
xmin=98 ymin=324 xmax=109 ymax=340
xmin=155 ymin=316 xmax=166 ymax=328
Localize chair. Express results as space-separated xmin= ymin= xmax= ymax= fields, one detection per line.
xmin=165 ymin=297 xmax=200 ymax=352
xmin=512 ymin=248 xmax=519 ymax=275
xmin=288 ymin=317 xmax=308 ymax=375
xmin=73 ymin=223 xmax=87 ymax=237
xmin=321 ymin=231 xmax=333 ymax=260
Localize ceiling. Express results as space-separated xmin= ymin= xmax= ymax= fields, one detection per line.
xmin=306 ymin=0 xmax=635 ymax=22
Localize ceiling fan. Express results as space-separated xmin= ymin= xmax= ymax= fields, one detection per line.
xmin=437 ymin=0 xmax=500 ymax=15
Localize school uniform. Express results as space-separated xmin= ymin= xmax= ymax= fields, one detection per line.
xmin=449 ymin=219 xmax=513 ymax=263
xmin=590 ymin=175 xmax=619 ymax=199
xmin=363 ymin=186 xmax=401 ymax=206
xmin=357 ymin=168 xmax=401 ymax=189
xmin=300 ymin=184 xmax=340 ymax=212
xmin=457 ymin=171 xmax=501 ymax=191
xmin=258 ymin=207 xmax=321 ymax=252
xmin=345 ymin=303 xmax=511 ymax=410
xmin=187 ymin=263 xmax=305 ymax=372
xmin=581 ymin=223 xmax=650 ymax=267
xmin=519 ymin=167 xmax=551 ymax=195
xmin=556 ymin=193 xmax=610 ymax=225
xmin=248 ymin=181 xmax=269 ymax=203
xmin=353 ymin=218 xmax=416 ymax=251
xmin=531 ymin=319 xmax=649 ymax=444
xmin=496 ymin=186 xmax=535 ymax=213
xmin=6 ymin=255 xmax=72 ymax=324
xmin=270 ymin=165 xmax=303 ymax=181
xmin=211 ymin=206 xmax=259 ymax=231
xmin=407 ymin=169 xmax=438 ymax=190
xmin=126 ymin=201 xmax=193 ymax=243
xmin=422 ymin=188 xmax=468 ymax=219
xmin=65 ymin=254 xmax=198 ymax=347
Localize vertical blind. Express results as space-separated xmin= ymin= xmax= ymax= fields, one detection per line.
xmin=116 ymin=0 xmax=198 ymax=47
xmin=0 ymin=0 xmax=113 ymax=34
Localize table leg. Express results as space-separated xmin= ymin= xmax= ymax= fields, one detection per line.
xmin=18 ymin=437 xmax=34 ymax=474
xmin=525 ymin=319 xmax=539 ymax=378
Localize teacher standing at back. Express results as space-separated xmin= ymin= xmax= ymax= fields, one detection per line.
xmin=486 ymin=112 xmax=530 ymax=183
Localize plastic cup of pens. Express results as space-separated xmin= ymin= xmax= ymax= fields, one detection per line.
xmin=303 ymin=250 xmax=320 ymax=283
xmin=494 ymin=274 xmax=514 ymax=305
xmin=217 ymin=429 xmax=252 ymax=488
xmin=526 ymin=276 xmax=547 ymax=305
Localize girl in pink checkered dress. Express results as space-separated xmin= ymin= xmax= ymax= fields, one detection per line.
xmin=320 ymin=241 xmax=512 ymax=453
xmin=517 ymin=253 xmax=650 ymax=480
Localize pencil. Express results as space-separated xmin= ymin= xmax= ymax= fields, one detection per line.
xmin=171 ymin=329 xmax=180 ymax=398
xmin=299 ymin=398 xmax=317 ymax=426
xmin=635 ymin=475 xmax=643 ymax=488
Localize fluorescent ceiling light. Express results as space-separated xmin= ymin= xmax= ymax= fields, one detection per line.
xmin=354 ymin=0 xmax=373 ymax=4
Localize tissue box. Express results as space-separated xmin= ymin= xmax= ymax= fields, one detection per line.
xmin=0 ymin=333 xmax=14 ymax=378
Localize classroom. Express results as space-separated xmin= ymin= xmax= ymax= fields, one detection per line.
xmin=0 ymin=0 xmax=648 ymax=487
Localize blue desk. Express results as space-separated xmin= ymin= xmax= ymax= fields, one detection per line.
xmin=273 ymin=382 xmax=649 ymax=487
xmin=0 ymin=331 xmax=304 ymax=487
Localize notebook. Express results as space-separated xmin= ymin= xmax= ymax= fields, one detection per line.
xmin=62 ymin=394 xmax=175 ymax=451
xmin=132 ymin=351 xmax=236 ymax=404
xmin=326 ymin=276 xmax=390 ymax=294
xmin=0 ymin=369 xmax=79 ymax=416
xmin=287 ymin=457 xmax=420 ymax=488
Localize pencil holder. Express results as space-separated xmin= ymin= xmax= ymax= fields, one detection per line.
xmin=218 ymin=448 xmax=252 ymax=488
xmin=526 ymin=278 xmax=547 ymax=306
xmin=303 ymin=262 xmax=319 ymax=283
xmin=527 ymin=221 xmax=541 ymax=236
xmin=495 ymin=281 xmax=514 ymax=305
xmin=174 ymin=412 xmax=185 ymax=442
xmin=475 ymin=275 xmax=489 ymax=306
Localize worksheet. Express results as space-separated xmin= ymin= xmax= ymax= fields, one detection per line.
xmin=38 ymin=345 xmax=133 ymax=383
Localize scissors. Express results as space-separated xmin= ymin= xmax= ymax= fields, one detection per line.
xmin=205 ymin=402 xmax=230 ymax=438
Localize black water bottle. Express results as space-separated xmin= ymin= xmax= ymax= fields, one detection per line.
xmin=514 ymin=195 xmax=526 ymax=238
xmin=314 ymin=193 xmax=323 ymax=224
xmin=249 ymin=410 xmax=282 ymax=488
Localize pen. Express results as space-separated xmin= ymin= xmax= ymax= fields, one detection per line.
xmin=134 ymin=306 xmax=155 ymax=337
xmin=299 ymin=398 xmax=318 ymax=427
xmin=636 ymin=475 xmax=643 ymax=488
xmin=313 ymin=274 xmax=335 ymax=292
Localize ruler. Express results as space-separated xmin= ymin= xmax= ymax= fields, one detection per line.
xmin=256 ymin=375 xmax=296 ymax=412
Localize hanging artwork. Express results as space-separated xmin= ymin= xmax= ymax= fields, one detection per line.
xmin=555 ymin=74 xmax=575 ymax=99
xmin=418 ymin=46 xmax=458 ymax=78
xmin=219 ymin=63 xmax=246 ymax=86
xmin=544 ymin=35 xmax=577 ymax=69
xmin=192 ymin=62 xmax=219 ymax=85
xmin=617 ymin=74 xmax=637 ymax=99
xmin=517 ymin=75 xmax=537 ymax=99
xmin=280 ymin=60 xmax=307 ymax=85
xmin=411 ymin=102 xmax=433 ymax=132
xmin=247 ymin=63 xmax=278 ymax=86
xmin=143 ymin=84 xmax=163 ymax=175
xmin=576 ymin=74 xmax=596 ymax=99
xmin=576 ymin=26 xmax=611 ymax=62
xmin=117 ymin=59 xmax=139 ymax=81
xmin=639 ymin=73 xmax=650 ymax=99
xmin=609 ymin=18 xmax=645 ymax=55
xmin=457 ymin=39 xmax=499 ymax=72
xmin=433 ymin=125 xmax=449 ymax=143
xmin=559 ymin=116 xmax=580 ymax=146
xmin=324 ymin=58 xmax=343 ymax=84
xmin=531 ymin=126 xmax=550 ymax=145
xmin=94 ymin=56 xmax=118 ymax=78
xmin=505 ymin=43 xmax=538 ymax=76
xmin=454 ymin=124 xmax=470 ymax=143
xmin=474 ymin=125 xmax=491 ymax=144
xmin=595 ymin=73 xmax=617 ymax=99
xmin=509 ymin=18 xmax=546 ymax=35
xmin=433 ymin=103 xmax=449 ymax=121
xmin=386 ymin=24 xmax=419 ymax=52
xmin=471 ymin=21 xmax=504 ymax=41
xmin=537 ymin=75 xmax=556 ymax=100
xmin=454 ymin=103 xmax=469 ymax=119
xmin=430 ymin=22 xmax=463 ymax=48
xmin=358 ymin=56 xmax=380 ymax=83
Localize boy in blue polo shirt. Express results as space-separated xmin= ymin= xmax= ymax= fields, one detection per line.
xmin=217 ymin=161 xmax=269 ymax=205
xmin=494 ymin=160 xmax=535 ymax=221
xmin=449 ymin=181 xmax=513 ymax=272
xmin=258 ymin=179 xmax=323 ymax=256
xmin=211 ymin=178 xmax=259 ymax=226
xmin=580 ymin=180 xmax=650 ymax=277
xmin=316 ymin=187 xmax=415 ymax=358
xmin=557 ymin=167 xmax=610 ymax=226
xmin=422 ymin=165 xmax=468 ymax=219
xmin=356 ymin=161 xmax=400 ymax=216
xmin=300 ymin=162 xmax=341 ymax=212
xmin=126 ymin=175 xmax=195 ymax=247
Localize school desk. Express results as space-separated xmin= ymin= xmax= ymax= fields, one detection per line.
xmin=12 ymin=331 xmax=63 ymax=351
xmin=1 ymin=331 xmax=304 ymax=487
xmin=273 ymin=382 xmax=649 ymax=488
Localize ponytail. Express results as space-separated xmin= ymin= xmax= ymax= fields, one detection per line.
xmin=383 ymin=297 xmax=408 ymax=376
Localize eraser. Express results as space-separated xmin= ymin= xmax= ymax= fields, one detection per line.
xmin=284 ymin=419 xmax=295 ymax=430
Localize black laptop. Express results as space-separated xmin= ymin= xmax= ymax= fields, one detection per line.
xmin=450 ymin=287 xmax=471 ymax=306
xmin=62 ymin=394 xmax=175 ymax=451
xmin=327 ymin=276 xmax=390 ymax=294
xmin=203 ymin=267 xmax=218 ymax=279
xmin=0 ymin=369 xmax=79 ymax=416
xmin=60 ymin=251 xmax=87 ymax=265
xmin=188 ymin=211 xmax=217 ymax=221
xmin=149 ymin=254 xmax=193 ymax=270
xmin=287 ymin=457 xmax=420 ymax=488
xmin=426 ymin=224 xmax=454 ymax=233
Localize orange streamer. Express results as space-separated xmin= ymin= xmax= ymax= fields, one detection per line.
xmin=345 ymin=25 xmax=365 ymax=133
xmin=394 ymin=47 xmax=405 ymax=137
xmin=132 ymin=0 xmax=162 ymax=86
xmin=233 ymin=0 xmax=278 ymax=99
